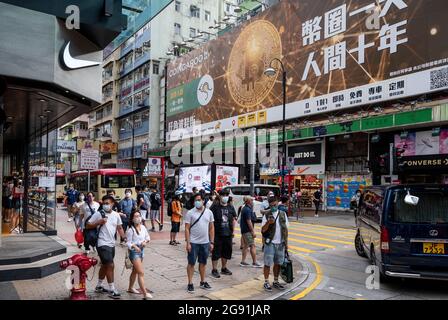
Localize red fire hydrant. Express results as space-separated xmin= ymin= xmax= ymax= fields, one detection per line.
xmin=60 ymin=254 xmax=98 ymax=300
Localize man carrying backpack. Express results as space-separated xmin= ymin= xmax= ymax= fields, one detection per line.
xmin=65 ymin=184 xmax=79 ymax=223
xmin=261 ymin=196 xmax=289 ymax=292
xmin=86 ymin=195 xmax=126 ymax=299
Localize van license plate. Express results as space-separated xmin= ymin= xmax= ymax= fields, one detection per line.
xmin=423 ymin=243 xmax=445 ymax=254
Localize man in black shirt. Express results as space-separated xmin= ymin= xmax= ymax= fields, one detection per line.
xmin=210 ymin=189 xmax=237 ymax=278
xmin=313 ymin=188 xmax=322 ymax=217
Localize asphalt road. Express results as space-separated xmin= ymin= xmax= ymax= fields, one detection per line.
xmin=276 ymin=218 xmax=448 ymax=300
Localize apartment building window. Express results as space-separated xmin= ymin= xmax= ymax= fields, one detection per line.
xmin=104 ymin=104 xmax=112 ymax=117
xmin=142 ymin=110 xmax=149 ymax=122
xmin=174 ymin=23 xmax=181 ymax=35
xmin=175 ymin=1 xmax=181 ymax=12
xmin=190 ymin=5 xmax=200 ymax=18
xmin=190 ymin=28 xmax=196 ymax=38
xmin=96 ymin=109 xmax=103 ymax=121
xmin=79 ymin=123 xmax=87 ymax=130
xmin=205 ymin=10 xmax=211 ymax=21
xmin=226 ymin=3 xmax=231 ymax=12
xmin=153 ymin=62 xmax=160 ymax=75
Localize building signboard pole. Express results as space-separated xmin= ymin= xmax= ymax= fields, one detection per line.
xmin=161 ymin=157 xmax=165 ymax=226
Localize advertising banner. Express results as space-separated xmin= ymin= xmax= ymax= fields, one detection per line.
xmin=215 ymin=165 xmax=239 ymax=191
xmin=99 ymin=142 xmax=118 ymax=154
xmin=288 ymin=142 xmax=325 ymax=175
xmin=143 ymin=157 xmax=162 ymax=177
xmin=57 ymin=140 xmax=77 ymax=154
xmin=77 ymin=139 xmax=100 ymax=151
xmin=395 ymin=129 xmax=448 ymax=156
xmin=167 ymin=0 xmax=448 ymax=141
xmin=179 ymin=166 xmax=212 ymax=193
xmin=327 ymin=174 xmax=372 ymax=210
xmin=80 ymin=149 xmax=99 ymax=170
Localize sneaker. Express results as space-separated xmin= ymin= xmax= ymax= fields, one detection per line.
xmin=200 ymin=282 xmax=212 ymax=290
xmin=221 ymin=268 xmax=232 ymax=276
xmin=273 ymin=282 xmax=286 ymax=290
xmin=169 ymin=241 xmax=174 ymax=245
xmin=159 ymin=224 xmax=163 ymax=231
xmin=95 ymin=285 xmax=109 ymax=293
xmin=67 ymin=218 xmax=73 ymax=222
xmin=211 ymin=269 xmax=221 ymax=278
xmin=151 ymin=227 xmax=156 ymax=232
xmin=108 ymin=290 xmax=121 ymax=299
xmin=187 ymin=284 xmax=195 ymax=293
xmin=314 ymin=214 xmax=319 ymax=218
xmin=175 ymin=241 xmax=181 ymax=244
xmin=239 ymin=261 xmax=250 ymax=267
xmin=263 ymin=282 xmax=272 ymax=292
xmin=252 ymin=262 xmax=263 ymax=268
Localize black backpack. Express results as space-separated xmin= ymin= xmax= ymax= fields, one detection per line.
xmin=83 ymin=205 xmax=105 ymax=248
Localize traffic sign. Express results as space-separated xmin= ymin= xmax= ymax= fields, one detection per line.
xmin=80 ymin=149 xmax=99 ymax=170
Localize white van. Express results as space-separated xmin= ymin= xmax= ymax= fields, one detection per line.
xmin=222 ymin=184 xmax=281 ymax=221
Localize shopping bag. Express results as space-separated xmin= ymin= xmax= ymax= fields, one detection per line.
xmin=74 ymin=228 xmax=84 ymax=245
xmin=281 ymin=250 xmax=294 ymax=283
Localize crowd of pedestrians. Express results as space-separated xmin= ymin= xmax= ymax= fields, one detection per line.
xmin=63 ymin=183 xmax=292 ymax=299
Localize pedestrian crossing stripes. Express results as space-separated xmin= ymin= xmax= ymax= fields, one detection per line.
xmin=234 ymin=222 xmax=355 ymax=254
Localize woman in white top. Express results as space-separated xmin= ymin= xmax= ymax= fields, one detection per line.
xmin=72 ymin=193 xmax=85 ymax=230
xmin=126 ymin=210 xmax=152 ymax=299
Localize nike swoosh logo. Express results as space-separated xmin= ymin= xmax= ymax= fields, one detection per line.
xmin=61 ymin=41 xmax=101 ymax=70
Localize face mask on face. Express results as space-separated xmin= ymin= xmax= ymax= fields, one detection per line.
xmin=79 ymin=196 xmax=85 ymax=201
xmin=125 ymin=192 xmax=131 ymax=198
xmin=103 ymin=204 xmax=112 ymax=212
xmin=195 ymin=200 xmax=203 ymax=209
xmin=133 ymin=217 xmax=142 ymax=225
xmin=221 ymin=196 xmax=229 ymax=204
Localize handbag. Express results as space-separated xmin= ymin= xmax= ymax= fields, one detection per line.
xmin=125 ymin=250 xmax=133 ymax=269
xmin=281 ymin=250 xmax=294 ymax=284
xmin=74 ymin=228 xmax=84 ymax=245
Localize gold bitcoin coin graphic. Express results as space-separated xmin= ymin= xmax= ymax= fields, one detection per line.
xmin=227 ymin=20 xmax=282 ymax=111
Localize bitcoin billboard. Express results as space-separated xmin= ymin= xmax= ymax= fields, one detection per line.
xmin=166 ymin=0 xmax=448 ymax=141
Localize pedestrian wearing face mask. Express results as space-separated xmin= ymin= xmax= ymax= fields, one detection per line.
xmin=209 ymin=189 xmax=237 ymax=278
xmin=119 ymin=189 xmax=137 ymax=244
xmin=87 ymin=195 xmax=126 ymax=299
xmin=261 ymin=196 xmax=289 ymax=292
xmin=72 ymin=192 xmax=85 ymax=229
xmin=185 ymin=193 xmax=215 ymax=293
xmin=126 ymin=209 xmax=152 ymax=300
xmin=82 ymin=192 xmax=101 ymax=253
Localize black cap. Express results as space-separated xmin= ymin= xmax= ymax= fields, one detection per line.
xmin=219 ymin=189 xmax=230 ymax=196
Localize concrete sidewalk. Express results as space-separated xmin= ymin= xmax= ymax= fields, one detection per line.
xmin=6 ymin=207 xmax=304 ymax=300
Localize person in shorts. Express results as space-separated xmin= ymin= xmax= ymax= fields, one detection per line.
xmin=210 ymin=189 xmax=237 ymax=278
xmin=185 ymin=193 xmax=215 ymax=293
xmin=170 ymin=193 xmax=183 ymax=245
xmin=239 ymin=196 xmax=262 ymax=268
xmin=261 ymin=196 xmax=289 ymax=292
xmin=86 ymin=195 xmax=126 ymax=299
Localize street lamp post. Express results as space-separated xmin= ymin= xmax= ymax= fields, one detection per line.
xmin=121 ymin=116 xmax=136 ymax=178
xmin=264 ymin=58 xmax=287 ymax=195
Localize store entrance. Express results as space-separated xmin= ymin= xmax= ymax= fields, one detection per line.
xmin=294 ymin=175 xmax=323 ymax=209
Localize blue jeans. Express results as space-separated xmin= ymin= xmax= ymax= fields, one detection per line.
xmin=129 ymin=247 xmax=144 ymax=261
xmin=263 ymin=243 xmax=286 ymax=267
xmin=187 ymin=243 xmax=210 ymax=266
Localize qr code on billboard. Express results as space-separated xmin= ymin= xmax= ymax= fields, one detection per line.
xmin=430 ymin=67 xmax=448 ymax=90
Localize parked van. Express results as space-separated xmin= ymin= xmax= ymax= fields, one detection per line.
xmin=221 ymin=184 xmax=281 ymax=220
xmin=355 ymin=185 xmax=448 ymax=282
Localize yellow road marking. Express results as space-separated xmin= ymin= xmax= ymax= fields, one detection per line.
xmin=288 ymin=225 xmax=355 ymax=236
xmin=234 ymin=233 xmax=315 ymax=253
xmin=290 ymin=253 xmax=323 ymax=300
xmin=291 ymin=222 xmax=356 ymax=233
xmin=288 ymin=237 xmax=336 ymax=249
xmin=286 ymin=226 xmax=354 ymax=239
xmin=287 ymin=231 xmax=353 ymax=246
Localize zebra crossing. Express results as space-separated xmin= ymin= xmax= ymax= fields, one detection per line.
xmin=235 ymin=221 xmax=356 ymax=255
